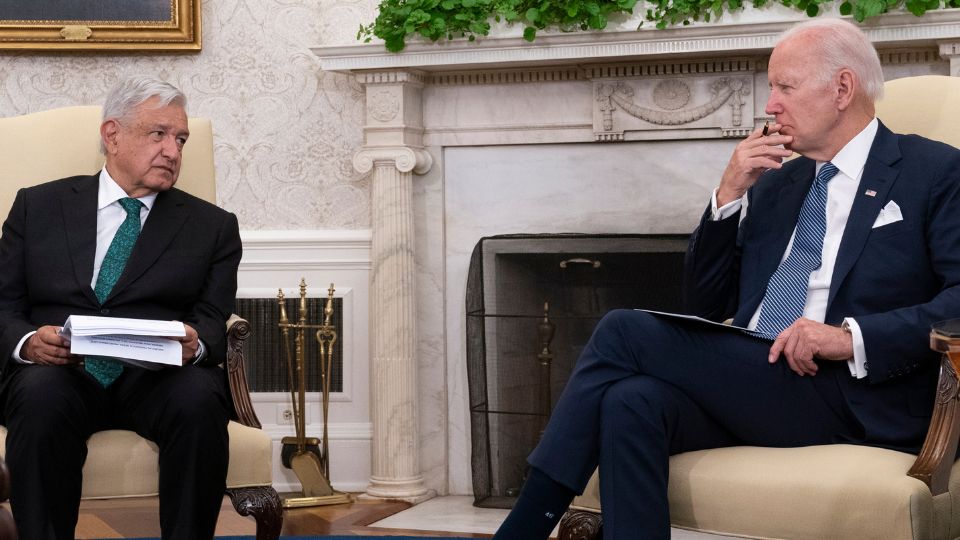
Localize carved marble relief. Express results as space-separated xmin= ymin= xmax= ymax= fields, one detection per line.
xmin=593 ymin=74 xmax=754 ymax=142
xmin=369 ymin=88 xmax=401 ymax=123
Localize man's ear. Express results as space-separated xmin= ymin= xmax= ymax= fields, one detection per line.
xmin=835 ymin=69 xmax=856 ymax=111
xmin=100 ymin=120 xmax=120 ymax=154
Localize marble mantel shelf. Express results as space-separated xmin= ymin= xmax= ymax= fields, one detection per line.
xmin=315 ymin=9 xmax=960 ymax=72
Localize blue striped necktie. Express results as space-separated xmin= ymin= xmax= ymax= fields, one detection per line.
xmin=86 ymin=197 xmax=143 ymax=387
xmin=752 ymin=162 xmax=840 ymax=340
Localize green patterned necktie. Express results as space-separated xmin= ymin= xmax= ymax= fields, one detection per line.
xmin=86 ymin=197 xmax=143 ymax=387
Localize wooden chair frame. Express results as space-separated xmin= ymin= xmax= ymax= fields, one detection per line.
xmin=223 ymin=318 xmax=284 ymax=540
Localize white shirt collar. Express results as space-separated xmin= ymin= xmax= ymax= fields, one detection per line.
xmin=97 ymin=168 xmax=158 ymax=211
xmin=817 ymin=117 xmax=879 ymax=180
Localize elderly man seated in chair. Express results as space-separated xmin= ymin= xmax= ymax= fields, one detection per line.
xmin=0 ymin=76 xmax=241 ymax=540
xmin=493 ymin=18 xmax=960 ymax=540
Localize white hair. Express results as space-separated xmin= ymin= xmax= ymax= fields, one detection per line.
xmin=777 ymin=18 xmax=884 ymax=102
xmin=100 ymin=76 xmax=187 ymax=153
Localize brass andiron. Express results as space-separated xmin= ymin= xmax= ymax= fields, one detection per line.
xmin=511 ymin=301 xmax=558 ymax=497
xmin=277 ymin=279 xmax=352 ymax=508
xmin=537 ymin=301 xmax=556 ymax=436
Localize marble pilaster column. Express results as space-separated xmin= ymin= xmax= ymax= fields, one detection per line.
xmin=940 ymin=42 xmax=960 ymax=77
xmin=353 ymin=71 xmax=434 ymax=501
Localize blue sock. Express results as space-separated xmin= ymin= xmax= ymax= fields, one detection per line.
xmin=493 ymin=467 xmax=576 ymax=539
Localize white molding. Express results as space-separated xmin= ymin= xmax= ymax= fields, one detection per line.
xmin=241 ymin=228 xmax=373 ymax=245
xmin=262 ymin=422 xmax=373 ymax=441
xmin=315 ymin=10 xmax=960 ymax=72
xmin=273 ymin=479 xmax=371 ymax=493
xmin=240 ymin=260 xmax=372 ymax=271
xmin=240 ymin=229 xmax=372 ymax=271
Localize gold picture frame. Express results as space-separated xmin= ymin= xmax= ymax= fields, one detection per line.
xmin=0 ymin=0 xmax=201 ymax=51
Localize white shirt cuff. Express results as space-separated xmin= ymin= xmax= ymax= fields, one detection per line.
xmin=844 ymin=318 xmax=868 ymax=379
xmin=12 ymin=331 xmax=36 ymax=364
xmin=710 ymin=188 xmax=744 ymax=221
xmin=193 ymin=338 xmax=206 ymax=365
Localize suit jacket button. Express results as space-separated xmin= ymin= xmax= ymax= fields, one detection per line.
xmin=100 ymin=308 xmax=110 ymax=315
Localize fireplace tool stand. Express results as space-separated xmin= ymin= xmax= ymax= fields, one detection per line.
xmin=277 ymin=280 xmax=352 ymax=508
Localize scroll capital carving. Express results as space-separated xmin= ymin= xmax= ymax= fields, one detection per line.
xmin=353 ymin=145 xmax=433 ymax=175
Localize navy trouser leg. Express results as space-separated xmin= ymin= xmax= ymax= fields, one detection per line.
xmin=114 ymin=365 xmax=231 ymax=540
xmin=528 ymin=310 xmax=860 ymax=533
xmin=599 ymin=376 xmax=738 ymax=540
xmin=3 ymin=365 xmax=106 ymax=540
xmin=3 ymin=363 xmax=229 ymax=540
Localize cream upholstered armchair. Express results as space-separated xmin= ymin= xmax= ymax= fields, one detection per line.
xmin=559 ymin=75 xmax=960 ymax=540
xmin=0 ymin=106 xmax=282 ymax=539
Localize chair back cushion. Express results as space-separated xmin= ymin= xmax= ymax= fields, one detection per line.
xmin=0 ymin=105 xmax=216 ymax=219
xmin=875 ymin=75 xmax=960 ymax=148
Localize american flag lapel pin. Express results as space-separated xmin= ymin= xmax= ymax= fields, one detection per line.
xmin=865 ymin=189 xmax=877 ymax=197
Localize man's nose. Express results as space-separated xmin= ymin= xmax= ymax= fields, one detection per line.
xmin=160 ymin=136 xmax=181 ymax=158
xmin=765 ymin=92 xmax=782 ymax=116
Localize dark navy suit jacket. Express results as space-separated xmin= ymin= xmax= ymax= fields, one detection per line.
xmin=684 ymin=122 xmax=960 ymax=451
xmin=0 ymin=174 xmax=242 ymax=399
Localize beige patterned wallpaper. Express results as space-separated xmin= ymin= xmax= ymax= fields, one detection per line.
xmin=0 ymin=0 xmax=373 ymax=230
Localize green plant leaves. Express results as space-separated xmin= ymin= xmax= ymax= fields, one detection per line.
xmin=357 ymin=0 xmax=946 ymax=52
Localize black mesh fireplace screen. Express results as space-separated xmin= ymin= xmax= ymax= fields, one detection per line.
xmin=466 ymin=234 xmax=688 ymax=508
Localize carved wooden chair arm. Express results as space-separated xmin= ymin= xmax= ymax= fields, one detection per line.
xmin=226 ymin=314 xmax=262 ymax=429
xmin=907 ymin=331 xmax=960 ymax=496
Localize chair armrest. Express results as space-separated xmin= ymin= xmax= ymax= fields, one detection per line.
xmin=908 ymin=355 xmax=960 ymax=495
xmin=226 ymin=314 xmax=262 ymax=429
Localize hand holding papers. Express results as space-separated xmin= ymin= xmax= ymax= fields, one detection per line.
xmin=60 ymin=315 xmax=186 ymax=369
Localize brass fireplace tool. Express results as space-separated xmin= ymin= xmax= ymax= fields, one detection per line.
xmin=277 ymin=279 xmax=352 ymax=508
xmin=537 ymin=301 xmax=556 ymax=437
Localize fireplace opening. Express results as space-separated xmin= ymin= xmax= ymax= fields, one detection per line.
xmin=466 ymin=234 xmax=688 ymax=508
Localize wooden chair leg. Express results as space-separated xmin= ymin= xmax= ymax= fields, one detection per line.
xmin=0 ymin=458 xmax=16 ymax=540
xmin=226 ymin=486 xmax=283 ymax=540
xmin=559 ymin=509 xmax=602 ymax=540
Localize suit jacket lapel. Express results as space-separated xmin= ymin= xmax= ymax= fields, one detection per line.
xmin=62 ymin=175 xmax=100 ymax=306
xmin=827 ymin=123 xmax=901 ymax=310
xmin=107 ymin=189 xmax=189 ymax=301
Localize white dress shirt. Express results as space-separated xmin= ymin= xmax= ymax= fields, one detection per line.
xmin=91 ymin=167 xmax=156 ymax=289
xmin=709 ymin=118 xmax=879 ymax=379
xmin=14 ymin=169 xmax=204 ymax=363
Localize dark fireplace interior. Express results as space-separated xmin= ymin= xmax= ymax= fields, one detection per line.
xmin=235 ymin=296 xmax=344 ymax=393
xmin=466 ymin=234 xmax=688 ymax=508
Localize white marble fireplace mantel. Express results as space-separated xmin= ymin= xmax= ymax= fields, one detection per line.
xmin=314 ymin=10 xmax=960 ymax=499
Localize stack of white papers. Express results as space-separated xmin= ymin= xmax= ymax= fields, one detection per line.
xmin=60 ymin=315 xmax=186 ymax=369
